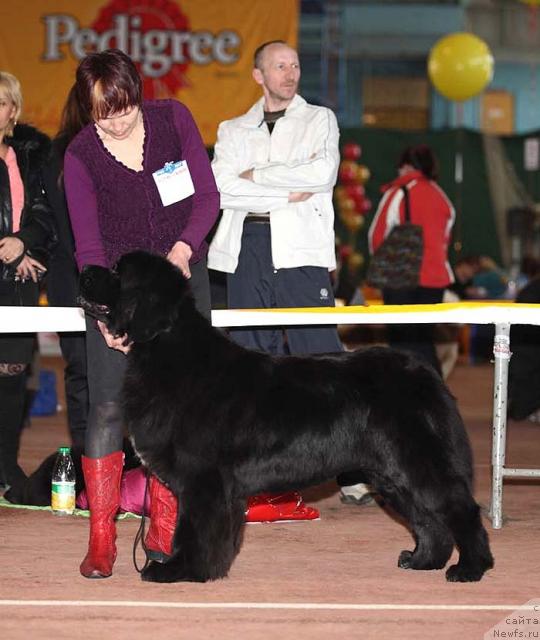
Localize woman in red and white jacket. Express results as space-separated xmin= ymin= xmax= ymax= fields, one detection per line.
xmin=368 ymin=145 xmax=455 ymax=373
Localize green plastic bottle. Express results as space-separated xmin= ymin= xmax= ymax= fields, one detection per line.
xmin=51 ymin=446 xmax=76 ymax=515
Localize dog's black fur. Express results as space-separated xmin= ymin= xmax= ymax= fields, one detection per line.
xmin=79 ymin=251 xmax=494 ymax=584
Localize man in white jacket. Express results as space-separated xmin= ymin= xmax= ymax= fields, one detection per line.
xmin=208 ymin=40 xmax=343 ymax=356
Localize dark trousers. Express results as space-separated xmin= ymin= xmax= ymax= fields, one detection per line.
xmin=227 ymin=224 xmax=343 ymax=355
xmin=46 ymin=257 xmax=89 ymax=449
xmin=84 ymin=258 xmax=212 ymax=459
xmin=57 ymin=333 xmax=88 ymax=449
xmin=383 ymin=286 xmax=445 ymax=375
xmin=0 ymin=373 xmax=26 ymax=486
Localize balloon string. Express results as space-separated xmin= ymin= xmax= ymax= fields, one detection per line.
xmin=529 ymin=6 xmax=538 ymax=122
xmin=455 ymin=102 xmax=464 ymax=128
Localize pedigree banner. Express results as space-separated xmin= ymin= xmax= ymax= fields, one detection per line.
xmin=0 ymin=0 xmax=298 ymax=144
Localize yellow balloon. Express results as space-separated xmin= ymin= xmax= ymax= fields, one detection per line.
xmin=520 ymin=1 xmax=540 ymax=5
xmin=428 ymin=32 xmax=494 ymax=101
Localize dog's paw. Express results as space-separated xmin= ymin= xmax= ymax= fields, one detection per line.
xmin=398 ymin=549 xmax=451 ymax=571
xmin=398 ymin=550 xmax=414 ymax=569
xmin=445 ymin=563 xmax=486 ymax=582
xmin=141 ymin=560 xmax=195 ymax=583
xmin=141 ymin=560 xmax=171 ymax=583
xmin=141 ymin=559 xmax=209 ymax=583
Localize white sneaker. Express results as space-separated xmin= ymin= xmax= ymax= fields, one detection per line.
xmin=339 ymin=482 xmax=376 ymax=506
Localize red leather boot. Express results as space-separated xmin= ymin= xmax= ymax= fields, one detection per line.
xmin=79 ymin=451 xmax=123 ymax=579
xmin=144 ymin=475 xmax=178 ymax=563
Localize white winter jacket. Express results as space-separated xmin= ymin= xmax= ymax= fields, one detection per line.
xmin=208 ymin=94 xmax=340 ymax=273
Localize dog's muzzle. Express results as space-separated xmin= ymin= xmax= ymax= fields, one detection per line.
xmin=77 ymin=295 xmax=111 ymax=321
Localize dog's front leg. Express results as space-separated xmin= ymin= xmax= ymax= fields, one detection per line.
xmin=141 ymin=470 xmax=245 ymax=583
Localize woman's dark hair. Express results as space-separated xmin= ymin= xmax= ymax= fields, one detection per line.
xmin=398 ymin=144 xmax=438 ymax=180
xmin=75 ymin=48 xmax=142 ymax=122
xmin=54 ymin=84 xmax=90 ymax=161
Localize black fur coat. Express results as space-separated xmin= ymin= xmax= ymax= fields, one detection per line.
xmin=0 ymin=123 xmax=56 ymax=282
xmin=0 ymin=123 xmax=57 ymax=362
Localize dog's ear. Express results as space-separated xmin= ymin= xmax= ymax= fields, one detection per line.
xmin=118 ymin=290 xmax=177 ymax=343
xmin=79 ymin=265 xmax=118 ymax=302
xmin=113 ymin=251 xmax=187 ymax=342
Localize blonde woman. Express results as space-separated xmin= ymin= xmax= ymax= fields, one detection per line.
xmin=0 ymin=71 xmax=56 ymax=490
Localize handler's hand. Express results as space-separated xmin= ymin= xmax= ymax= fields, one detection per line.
xmin=0 ymin=236 xmax=24 ymax=265
xmin=167 ymin=240 xmax=193 ymax=279
xmin=288 ymin=192 xmax=314 ymax=203
xmin=239 ymin=168 xmax=254 ymax=181
xmin=97 ymin=320 xmax=132 ymax=354
xmin=16 ymin=256 xmax=47 ymax=283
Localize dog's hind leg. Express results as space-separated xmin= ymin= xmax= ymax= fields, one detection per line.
xmin=141 ymin=470 xmax=244 ymax=583
xmin=441 ymin=483 xmax=494 ymax=583
xmin=397 ymin=518 xmax=454 ymax=572
xmin=379 ymin=486 xmax=454 ymax=572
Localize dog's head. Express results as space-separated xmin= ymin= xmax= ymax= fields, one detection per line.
xmin=79 ymin=251 xmax=188 ymax=343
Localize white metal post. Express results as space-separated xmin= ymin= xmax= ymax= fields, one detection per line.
xmin=490 ymin=322 xmax=511 ymax=529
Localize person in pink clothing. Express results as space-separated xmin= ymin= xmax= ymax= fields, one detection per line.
xmin=0 ymin=71 xmax=56 ymax=490
xmin=368 ymin=144 xmax=455 ymax=374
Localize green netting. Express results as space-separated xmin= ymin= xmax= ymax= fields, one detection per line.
xmin=0 ymin=496 xmax=140 ymax=519
xmin=500 ymin=129 xmax=540 ymax=203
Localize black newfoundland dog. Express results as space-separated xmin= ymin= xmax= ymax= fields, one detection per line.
xmin=79 ymin=251 xmax=493 ymax=584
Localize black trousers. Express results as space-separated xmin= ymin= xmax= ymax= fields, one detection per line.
xmin=0 ymin=279 xmax=38 ymax=486
xmin=383 ymin=286 xmax=445 ymax=375
xmin=57 ymin=332 xmax=88 ymax=448
xmin=228 ymin=225 xmax=356 ymax=490
xmin=338 ymin=286 xmax=444 ymax=489
xmin=84 ymin=258 xmax=212 ymax=459
xmin=227 ymin=223 xmax=343 ymax=355
xmin=0 ymin=279 xmax=39 ymax=364
xmin=46 ymin=256 xmax=89 ymax=448
xmin=0 ymin=373 xmax=27 ymax=486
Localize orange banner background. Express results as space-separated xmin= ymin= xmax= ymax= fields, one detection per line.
xmin=0 ymin=0 xmax=298 ymax=145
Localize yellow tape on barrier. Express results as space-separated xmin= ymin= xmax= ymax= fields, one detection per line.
xmin=238 ymin=301 xmax=540 ymax=315
xmin=2 ymin=302 xmax=540 ymax=332
xmin=211 ymin=302 xmax=540 ymax=328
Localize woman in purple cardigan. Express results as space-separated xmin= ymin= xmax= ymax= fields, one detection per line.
xmin=64 ymin=49 xmax=219 ymax=579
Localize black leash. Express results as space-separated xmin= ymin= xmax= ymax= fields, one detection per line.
xmin=132 ymin=468 xmax=151 ymax=574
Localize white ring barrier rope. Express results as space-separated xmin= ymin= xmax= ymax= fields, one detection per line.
xmin=211 ymin=302 xmax=540 ymax=327
xmin=2 ymin=301 xmax=540 ymax=332
xmin=2 ymin=301 xmax=539 ymax=528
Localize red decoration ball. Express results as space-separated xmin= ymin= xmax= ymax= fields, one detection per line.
xmin=342 ymin=142 xmax=362 ymax=161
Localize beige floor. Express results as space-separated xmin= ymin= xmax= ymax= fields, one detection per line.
xmin=0 ymin=357 xmax=539 ymax=640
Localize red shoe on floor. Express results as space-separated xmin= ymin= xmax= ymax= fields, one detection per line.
xmin=245 ymin=492 xmax=320 ymax=523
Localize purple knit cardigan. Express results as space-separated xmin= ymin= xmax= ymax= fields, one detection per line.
xmin=64 ymin=99 xmax=219 ymax=270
